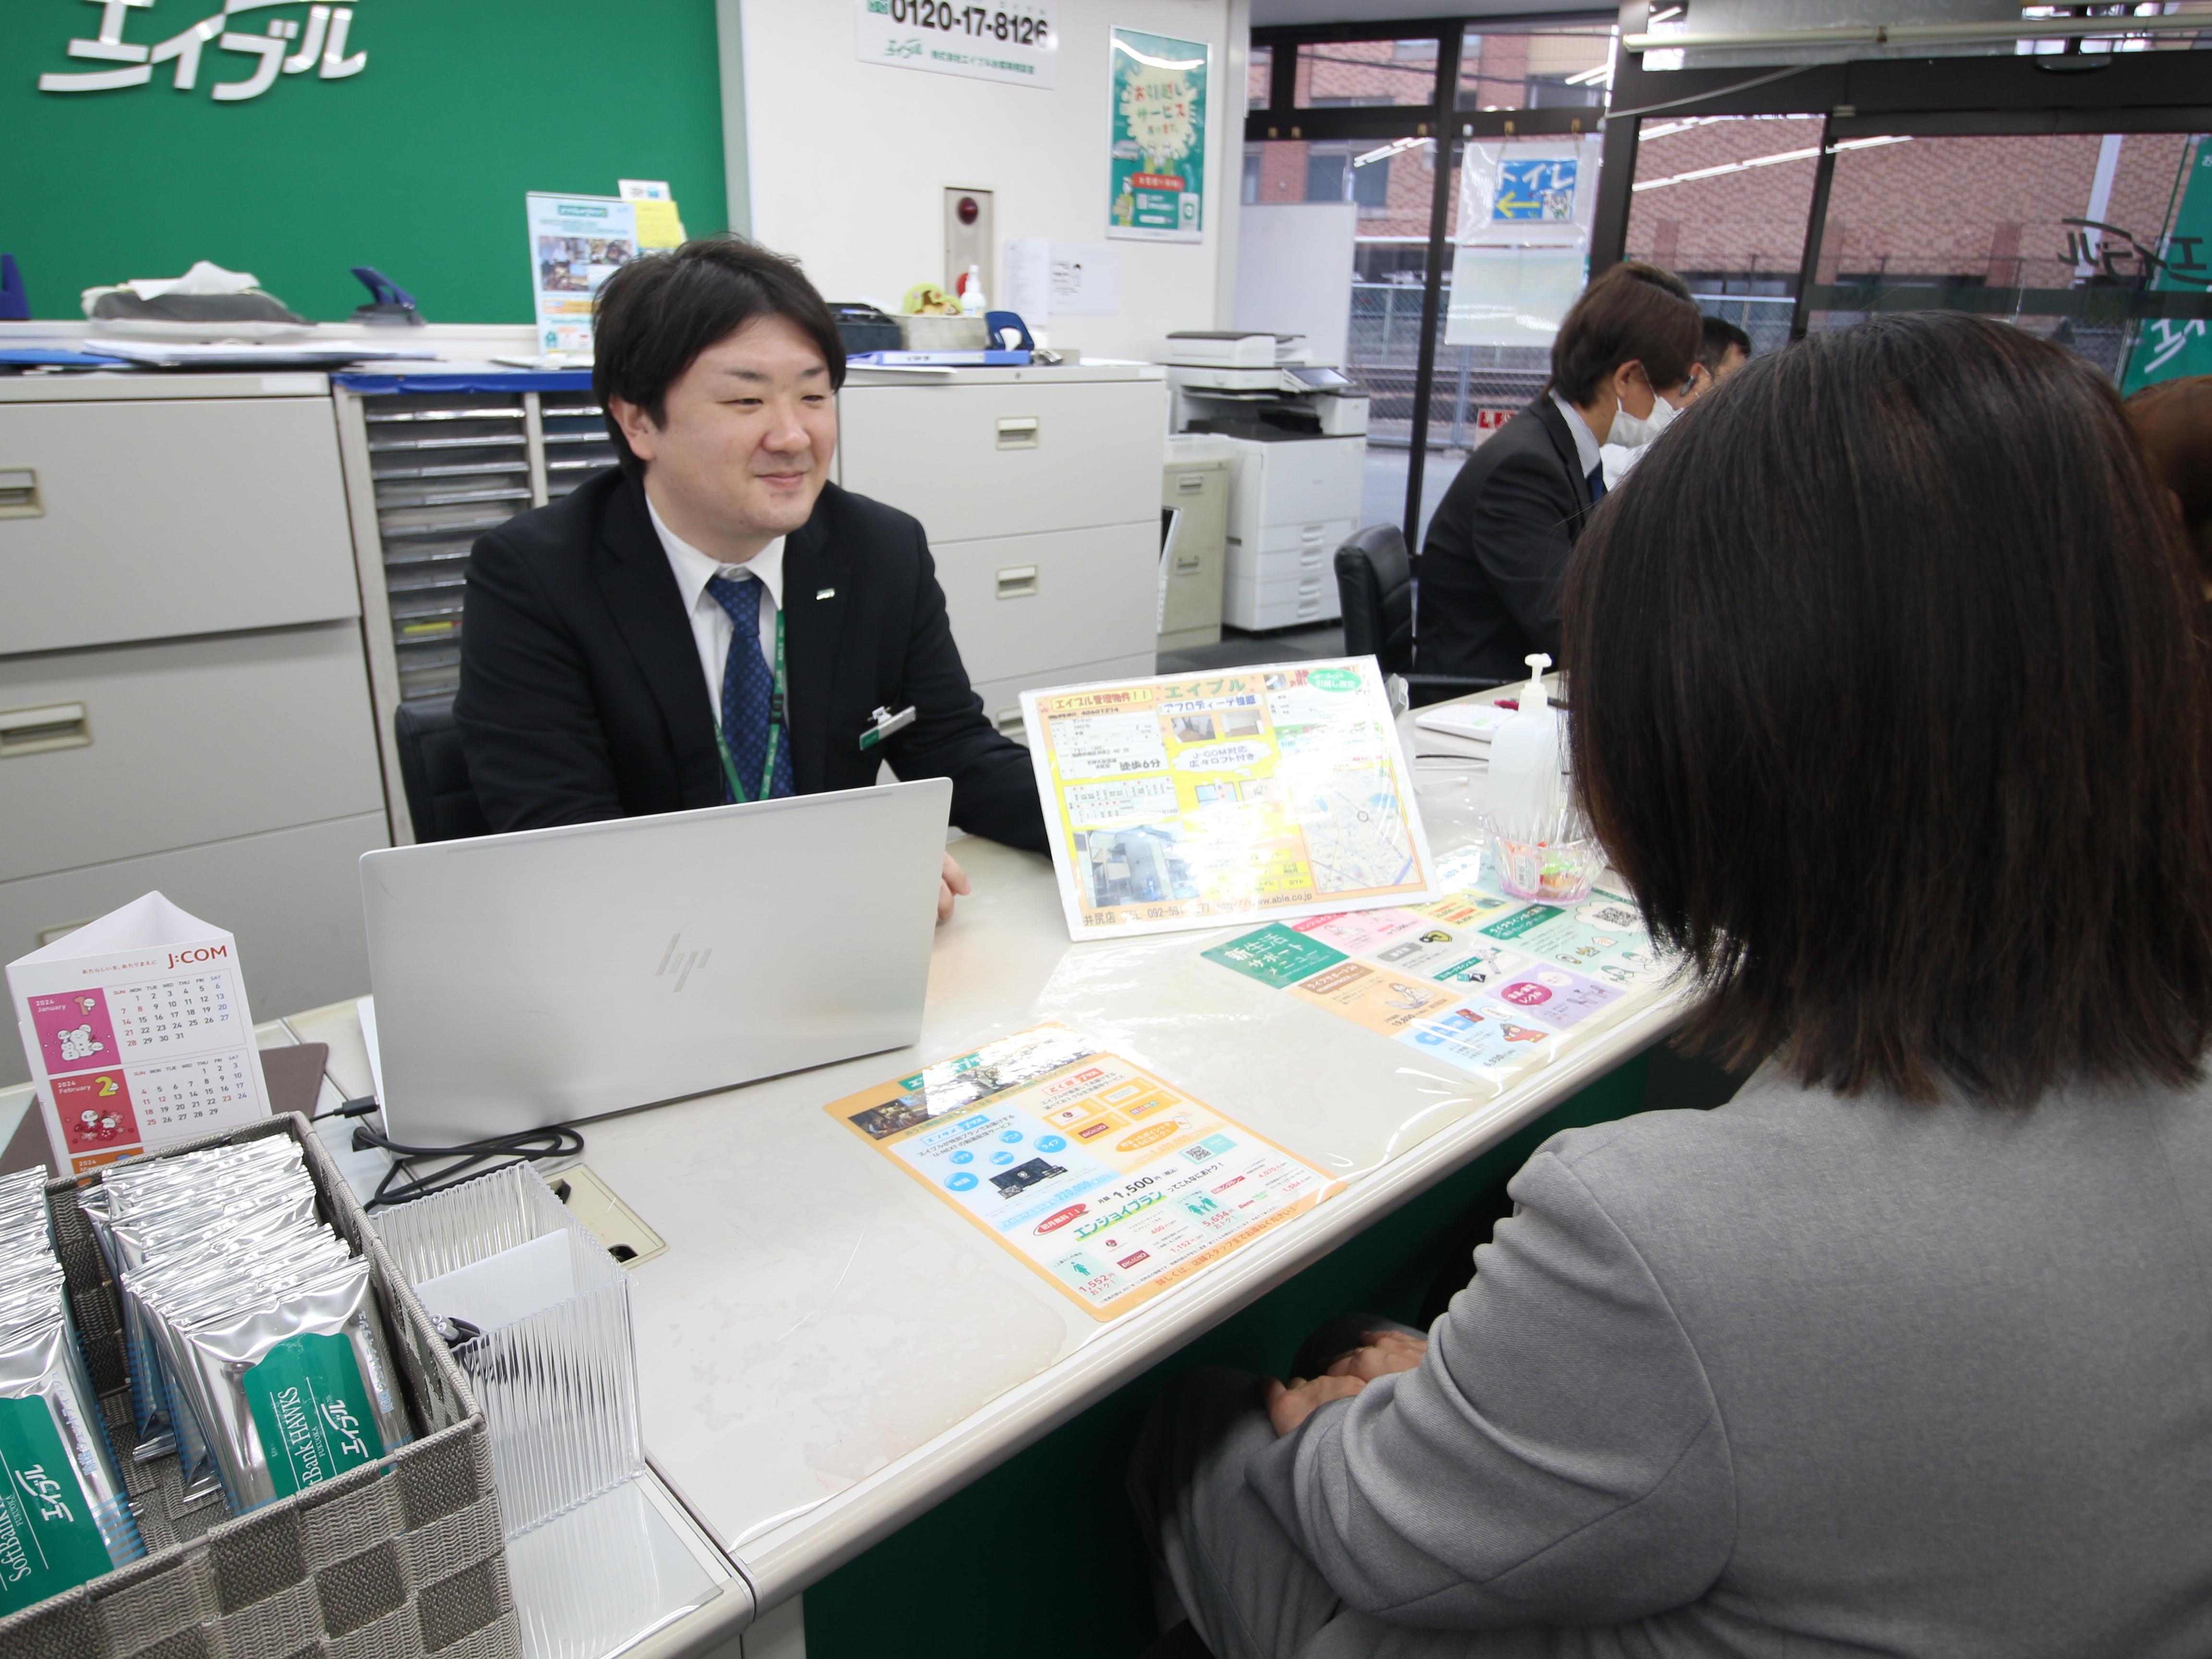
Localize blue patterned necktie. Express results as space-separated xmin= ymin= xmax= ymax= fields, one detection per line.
xmin=1587 ymin=464 xmax=1607 ymax=505
xmin=704 ymin=571 xmax=794 ymax=802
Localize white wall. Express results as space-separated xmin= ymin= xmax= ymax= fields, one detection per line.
xmin=738 ymin=0 xmax=1240 ymax=362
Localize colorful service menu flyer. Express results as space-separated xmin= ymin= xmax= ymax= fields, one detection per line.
xmin=826 ymin=1025 xmax=1340 ymax=1321
xmin=1203 ymin=855 xmax=1675 ymax=1087
xmin=1021 ymin=660 xmax=1436 ymax=940
xmin=6 ymin=892 xmax=270 ymax=1174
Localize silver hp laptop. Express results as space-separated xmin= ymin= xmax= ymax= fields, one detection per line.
xmin=361 ymin=779 xmax=952 ymax=1147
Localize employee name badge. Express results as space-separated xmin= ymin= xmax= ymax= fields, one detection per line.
xmin=827 ymin=1025 xmax=1341 ymax=1320
xmin=6 ymin=892 xmax=271 ymax=1175
xmin=858 ymin=704 xmax=916 ymax=752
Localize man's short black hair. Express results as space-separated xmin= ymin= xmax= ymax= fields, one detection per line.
xmin=1551 ymin=261 xmax=1702 ymax=406
xmin=1699 ymin=314 xmax=1753 ymax=376
xmin=591 ymin=237 xmax=846 ymax=478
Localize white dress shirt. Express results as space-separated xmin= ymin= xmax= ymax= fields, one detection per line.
xmin=1548 ymin=390 xmax=1604 ymax=496
xmin=647 ymin=496 xmax=785 ymax=725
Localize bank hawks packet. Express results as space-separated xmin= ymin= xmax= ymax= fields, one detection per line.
xmin=0 ymin=1170 xmax=146 ymax=1616
xmin=105 ymin=1139 xmax=412 ymax=1515
xmin=87 ymin=1136 xmax=309 ymax=1471
xmin=141 ymin=1254 xmax=408 ymax=1513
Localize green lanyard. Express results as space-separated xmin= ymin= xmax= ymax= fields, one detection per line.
xmin=713 ymin=608 xmax=788 ymax=804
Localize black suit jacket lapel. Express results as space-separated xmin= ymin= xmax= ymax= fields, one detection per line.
xmin=781 ymin=496 xmax=854 ymax=793
xmin=593 ymin=476 xmax=722 ymax=807
xmin=1533 ymin=395 xmax=1594 ymax=536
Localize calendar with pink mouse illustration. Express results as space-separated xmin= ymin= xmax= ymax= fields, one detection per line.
xmin=7 ymin=892 xmax=271 ymax=1174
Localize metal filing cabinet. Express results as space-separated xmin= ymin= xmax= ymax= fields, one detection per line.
xmin=331 ymin=373 xmax=616 ymax=842
xmin=1160 ymin=435 xmax=1233 ymax=652
xmin=836 ymin=362 xmax=1167 ymax=741
xmin=0 ymin=375 xmax=389 ymax=1084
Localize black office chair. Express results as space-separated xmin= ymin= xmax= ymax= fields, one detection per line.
xmin=393 ymin=696 xmax=491 ymax=843
xmin=1332 ymin=523 xmax=1507 ymax=708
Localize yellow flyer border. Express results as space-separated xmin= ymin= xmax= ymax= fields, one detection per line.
xmin=1016 ymin=659 xmax=1439 ymax=943
xmin=824 ymin=1037 xmax=1347 ymax=1322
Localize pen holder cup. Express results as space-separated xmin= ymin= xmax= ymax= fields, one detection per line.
xmin=375 ymin=1164 xmax=642 ymax=1539
xmin=1482 ymin=807 xmax=1607 ymax=907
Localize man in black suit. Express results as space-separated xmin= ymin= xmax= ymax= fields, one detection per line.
xmin=455 ymin=238 xmax=1046 ymax=920
xmin=1415 ymin=262 xmax=1703 ymax=684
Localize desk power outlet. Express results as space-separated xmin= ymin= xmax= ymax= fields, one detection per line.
xmin=547 ymin=1163 xmax=668 ymax=1266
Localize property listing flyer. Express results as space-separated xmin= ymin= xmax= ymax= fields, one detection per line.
xmin=1204 ymin=850 xmax=1676 ymax=1089
xmin=826 ymin=1026 xmax=1340 ymax=1320
xmin=1022 ymin=660 xmax=1436 ymax=940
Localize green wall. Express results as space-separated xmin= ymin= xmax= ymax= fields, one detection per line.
xmin=3 ymin=0 xmax=729 ymax=324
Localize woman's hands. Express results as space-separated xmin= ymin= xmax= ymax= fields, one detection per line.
xmin=1263 ymin=1329 xmax=1429 ymax=1436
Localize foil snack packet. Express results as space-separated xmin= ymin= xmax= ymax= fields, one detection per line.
xmin=141 ymin=1252 xmax=410 ymax=1514
xmin=0 ymin=1226 xmax=144 ymax=1613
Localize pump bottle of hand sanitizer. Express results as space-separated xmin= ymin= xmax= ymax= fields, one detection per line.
xmin=1487 ymin=653 xmax=1561 ymax=839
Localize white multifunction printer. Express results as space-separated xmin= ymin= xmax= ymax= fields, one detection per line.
xmin=1160 ymin=331 xmax=1369 ymax=631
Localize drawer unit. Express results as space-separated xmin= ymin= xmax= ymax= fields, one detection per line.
xmin=969 ymin=651 xmax=1160 ymax=745
xmin=335 ymin=377 xmax=626 ymax=843
xmin=1160 ymin=458 xmax=1229 ymax=651
xmin=838 ymin=377 xmax=1165 ymax=545
xmin=1225 ymin=515 xmax=1356 ymax=590
xmin=541 ymin=388 xmax=620 ymax=501
xmin=0 ymin=811 xmax=387 ymax=1086
xmin=1224 ymin=565 xmax=1343 ymax=631
xmin=355 ymin=390 xmax=536 ymax=710
xmin=931 ymin=524 xmax=1158 ymax=687
xmin=0 ymin=621 xmax=383 ymax=883
xmin=0 ymin=395 xmax=358 ymax=656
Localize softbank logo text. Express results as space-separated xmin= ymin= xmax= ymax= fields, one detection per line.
xmin=656 ymin=935 xmax=712 ymax=992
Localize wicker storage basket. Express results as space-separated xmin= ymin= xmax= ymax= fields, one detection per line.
xmin=0 ymin=1112 xmax=519 ymax=1659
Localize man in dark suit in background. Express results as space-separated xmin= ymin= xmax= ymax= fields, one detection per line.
xmin=1415 ymin=263 xmax=1703 ymax=684
xmin=455 ymin=238 xmax=1046 ymax=920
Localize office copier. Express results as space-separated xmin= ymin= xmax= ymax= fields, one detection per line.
xmin=1160 ymin=331 xmax=1369 ymax=631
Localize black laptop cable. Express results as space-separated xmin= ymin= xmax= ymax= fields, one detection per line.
xmin=315 ymin=1097 xmax=584 ymax=1209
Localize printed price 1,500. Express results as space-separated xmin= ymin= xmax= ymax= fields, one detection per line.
xmin=888 ymin=0 xmax=1050 ymax=45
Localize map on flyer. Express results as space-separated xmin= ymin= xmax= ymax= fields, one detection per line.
xmin=1203 ymin=846 xmax=1678 ymax=1087
xmin=826 ymin=1026 xmax=1340 ymax=1321
xmin=1021 ymin=660 xmax=1437 ymax=939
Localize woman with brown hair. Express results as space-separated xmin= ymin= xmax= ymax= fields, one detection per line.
xmin=1130 ymin=313 xmax=2212 ymax=1658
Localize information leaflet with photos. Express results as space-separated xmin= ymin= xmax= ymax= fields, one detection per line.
xmin=1204 ymin=846 xmax=1678 ymax=1088
xmin=525 ymin=192 xmax=639 ymax=354
xmin=827 ymin=1026 xmax=1340 ymax=1321
xmin=1022 ymin=660 xmax=1436 ymax=939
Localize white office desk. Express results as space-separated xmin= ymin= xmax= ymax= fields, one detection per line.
xmin=285 ymin=697 xmax=1687 ymax=1655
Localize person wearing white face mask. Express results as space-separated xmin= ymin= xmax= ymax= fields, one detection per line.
xmin=1600 ymin=313 xmax=1753 ymax=490
xmin=1415 ymin=262 xmax=1702 ymax=686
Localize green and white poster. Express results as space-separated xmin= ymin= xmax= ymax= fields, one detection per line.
xmin=1108 ymin=28 xmax=1208 ymax=243
xmin=2120 ymin=134 xmax=2212 ymax=395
